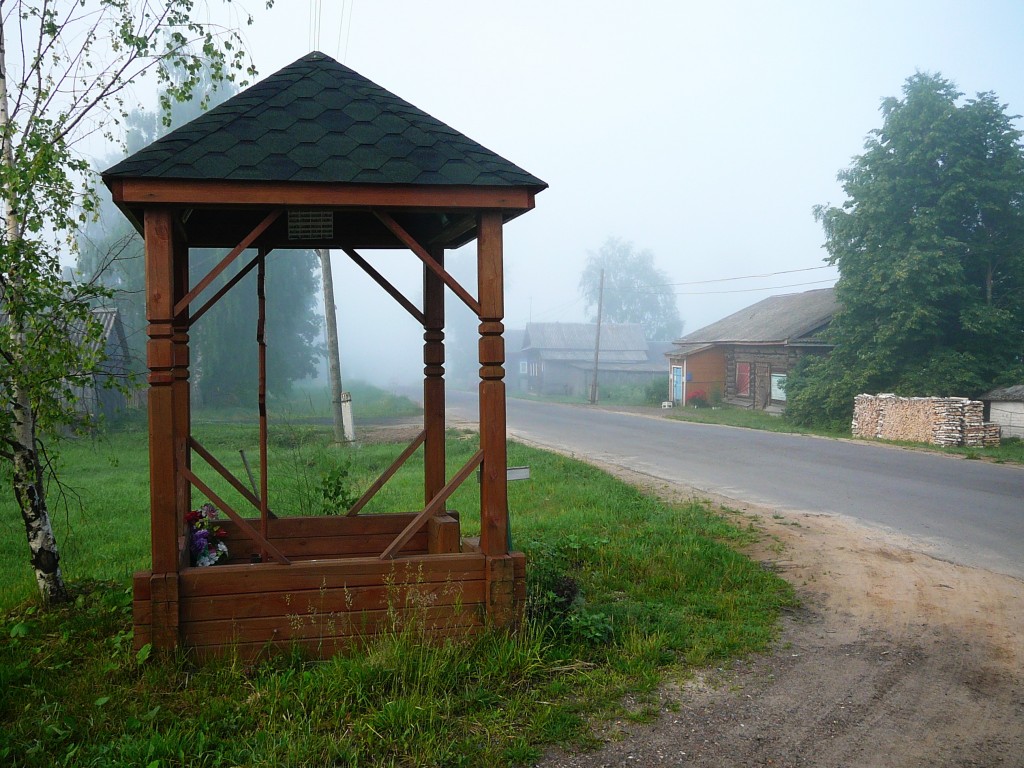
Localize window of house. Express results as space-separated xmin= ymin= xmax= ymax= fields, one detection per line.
xmin=771 ymin=372 xmax=787 ymax=401
xmin=519 ymin=360 xmax=528 ymax=375
xmin=736 ymin=362 xmax=751 ymax=396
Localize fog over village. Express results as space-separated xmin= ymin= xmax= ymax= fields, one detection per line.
xmin=4 ymin=2 xmax=1024 ymax=764
xmin=82 ymin=0 xmax=1024 ymax=388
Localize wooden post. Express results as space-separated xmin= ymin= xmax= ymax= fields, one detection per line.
xmin=172 ymin=233 xmax=191 ymax=569
xmin=145 ymin=208 xmax=181 ymax=649
xmin=257 ymin=251 xmax=269 ymax=561
xmin=423 ymin=245 xmax=446 ymax=506
xmin=476 ymin=212 xmax=508 ymax=556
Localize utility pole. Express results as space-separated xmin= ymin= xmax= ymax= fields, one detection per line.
xmin=318 ymin=248 xmax=353 ymax=442
xmin=589 ymin=268 xmax=605 ymax=404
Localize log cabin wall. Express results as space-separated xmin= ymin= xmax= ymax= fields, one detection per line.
xmin=724 ymin=345 xmax=800 ymax=403
xmin=724 ymin=345 xmax=830 ymax=406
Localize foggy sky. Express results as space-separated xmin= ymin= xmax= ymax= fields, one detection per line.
xmin=145 ymin=2 xmax=1024 ymax=384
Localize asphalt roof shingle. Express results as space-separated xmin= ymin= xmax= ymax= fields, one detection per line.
xmin=103 ymin=51 xmax=547 ymax=190
xmin=676 ymin=287 xmax=838 ymax=345
xmin=523 ymin=323 xmax=650 ymax=364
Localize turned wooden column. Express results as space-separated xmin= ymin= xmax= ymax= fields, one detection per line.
xmin=144 ymin=209 xmax=184 ymax=649
xmin=423 ymin=245 xmax=446 ymax=504
xmin=171 ymin=232 xmax=191 ymax=567
xmin=476 ymin=212 xmax=508 ymax=556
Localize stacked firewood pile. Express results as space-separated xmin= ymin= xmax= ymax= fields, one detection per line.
xmin=852 ymin=394 xmax=1000 ymax=447
xmin=984 ymin=422 xmax=1002 ymax=447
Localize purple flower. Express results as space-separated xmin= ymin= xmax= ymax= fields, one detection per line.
xmin=191 ymin=528 xmax=210 ymax=554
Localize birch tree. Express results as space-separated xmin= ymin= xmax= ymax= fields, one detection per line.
xmin=0 ymin=0 xmax=267 ymax=604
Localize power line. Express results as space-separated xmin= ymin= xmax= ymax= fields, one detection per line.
xmin=342 ymin=1 xmax=355 ymax=64
xmin=665 ymin=278 xmax=835 ymax=296
xmin=657 ymin=264 xmax=833 ymax=288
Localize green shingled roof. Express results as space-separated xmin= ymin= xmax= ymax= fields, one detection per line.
xmin=104 ymin=52 xmax=547 ymax=190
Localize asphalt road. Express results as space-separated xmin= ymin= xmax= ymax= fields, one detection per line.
xmin=444 ymin=391 xmax=1024 ymax=580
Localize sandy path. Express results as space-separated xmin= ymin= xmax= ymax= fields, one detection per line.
xmin=360 ymin=421 xmax=1024 ymax=765
xmin=537 ymin=466 xmax=1024 ymax=768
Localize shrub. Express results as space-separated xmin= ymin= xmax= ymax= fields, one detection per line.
xmin=685 ymin=389 xmax=708 ymax=408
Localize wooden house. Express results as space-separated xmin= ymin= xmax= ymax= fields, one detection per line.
xmin=981 ymin=384 xmax=1024 ymax=439
xmin=668 ymin=287 xmax=837 ymax=409
xmin=520 ymin=322 xmax=664 ymax=397
xmin=102 ymin=52 xmax=546 ymax=659
xmin=69 ymin=307 xmax=133 ymax=422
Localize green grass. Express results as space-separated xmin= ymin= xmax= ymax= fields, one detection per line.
xmin=667 ymin=405 xmax=1024 ymax=464
xmin=508 ymin=382 xmax=661 ymax=408
xmin=0 ymin=406 xmax=795 ymax=767
xmin=872 ymin=435 xmax=1024 ymax=464
xmin=191 ymin=379 xmax=423 ymax=424
xmin=666 ymin=403 xmax=846 ymax=437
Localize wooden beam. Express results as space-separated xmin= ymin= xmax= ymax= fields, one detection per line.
xmin=171 ymin=231 xmax=191 ymax=568
xmin=188 ymin=252 xmax=261 ymax=325
xmin=341 ymin=247 xmax=425 ymax=325
xmin=346 ymin=430 xmax=425 ymax=517
xmin=257 ymin=251 xmax=269 ymax=562
xmin=375 ymin=211 xmax=481 ymax=316
xmin=145 ymin=209 xmax=180 ymax=576
xmin=108 ymin=178 xmax=539 ymax=211
xmin=188 ymin=437 xmax=277 ymax=519
xmin=173 ymin=210 xmax=280 ymax=317
xmin=379 ymin=450 xmax=483 ymax=560
xmin=423 ymin=244 xmax=446 ymax=503
xmin=429 ymin=214 xmax=477 ymax=246
xmin=476 ymin=211 xmax=508 ymax=556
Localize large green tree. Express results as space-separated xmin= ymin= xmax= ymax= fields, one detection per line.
xmin=579 ymin=237 xmax=682 ymax=341
xmin=0 ymin=1 xmax=265 ymax=604
xmin=787 ymin=73 xmax=1024 ymax=428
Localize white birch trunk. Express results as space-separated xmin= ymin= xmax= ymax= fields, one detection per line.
xmin=0 ymin=18 xmax=70 ymax=604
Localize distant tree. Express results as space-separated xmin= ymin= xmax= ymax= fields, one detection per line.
xmin=0 ymin=1 xmax=264 ymax=605
xmin=787 ymin=73 xmax=1024 ymax=429
xmin=579 ymin=238 xmax=682 ymax=341
xmin=190 ymin=248 xmax=322 ymax=407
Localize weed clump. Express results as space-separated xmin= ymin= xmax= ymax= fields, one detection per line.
xmin=525 ymin=536 xmax=614 ymax=647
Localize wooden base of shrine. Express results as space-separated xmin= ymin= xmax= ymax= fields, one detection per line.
xmin=131 ymin=513 xmax=526 ymax=661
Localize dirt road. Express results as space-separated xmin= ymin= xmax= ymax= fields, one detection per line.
xmin=537 ymin=467 xmax=1024 ymax=768
xmin=362 ymin=420 xmax=1023 ymax=765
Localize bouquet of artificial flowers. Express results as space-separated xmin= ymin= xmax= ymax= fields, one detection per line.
xmin=187 ymin=502 xmax=229 ymax=567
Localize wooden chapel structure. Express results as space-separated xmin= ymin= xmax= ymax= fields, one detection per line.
xmin=103 ymin=52 xmax=546 ymax=659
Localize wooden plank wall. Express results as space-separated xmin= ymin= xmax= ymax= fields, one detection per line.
xmin=134 ymin=550 xmax=525 ymax=660
xmin=214 ymin=513 xmax=446 ymax=563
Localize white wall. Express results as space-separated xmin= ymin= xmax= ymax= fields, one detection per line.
xmin=989 ymin=402 xmax=1024 ymax=439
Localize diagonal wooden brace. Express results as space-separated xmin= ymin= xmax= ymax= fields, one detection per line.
xmin=174 ymin=210 xmax=281 ymax=317
xmin=342 ymin=247 xmax=426 ymax=324
xmin=182 ymin=466 xmax=291 ymax=565
xmin=347 ymin=430 xmax=425 ymax=517
xmin=379 ymin=449 xmax=483 ymax=560
xmin=376 ymin=211 xmax=481 ymax=316
xmin=188 ymin=437 xmax=277 ymax=519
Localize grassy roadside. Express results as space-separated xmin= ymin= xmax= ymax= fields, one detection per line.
xmin=0 ymin=403 xmax=794 ymax=766
xmin=664 ymin=403 xmax=1024 ymax=464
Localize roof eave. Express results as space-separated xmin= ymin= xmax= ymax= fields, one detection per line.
xmin=104 ymin=176 xmax=543 ymax=211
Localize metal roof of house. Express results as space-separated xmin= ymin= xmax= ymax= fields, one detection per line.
xmin=104 ymin=52 xmax=547 ymax=190
xmin=982 ymin=384 xmax=1024 ymax=402
xmin=523 ymin=322 xmax=649 ymax=363
xmin=675 ymin=287 xmax=838 ymax=345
